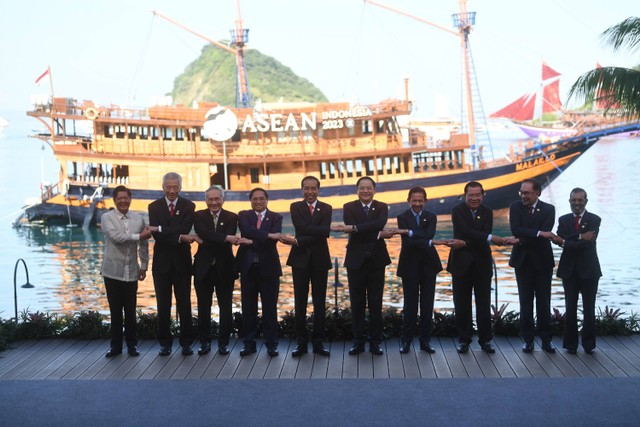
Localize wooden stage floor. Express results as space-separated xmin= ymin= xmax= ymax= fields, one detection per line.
xmin=2 ymin=335 xmax=640 ymax=380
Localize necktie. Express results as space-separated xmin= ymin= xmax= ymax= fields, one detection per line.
xmin=256 ymin=212 xmax=263 ymax=228
xmin=471 ymin=210 xmax=477 ymax=220
xmin=363 ymin=205 xmax=369 ymax=217
xmin=212 ymin=212 xmax=217 ymax=230
xmin=575 ymin=215 xmax=581 ymax=233
xmin=529 ymin=207 xmax=534 ymax=221
xmin=309 ymin=204 xmax=314 ymax=216
xmin=416 ymin=213 xmax=421 ymax=226
xmin=169 ymin=203 xmax=175 ymax=217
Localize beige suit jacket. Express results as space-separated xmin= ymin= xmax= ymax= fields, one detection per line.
xmin=101 ymin=209 xmax=149 ymax=282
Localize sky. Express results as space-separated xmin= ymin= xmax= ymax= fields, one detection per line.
xmin=0 ymin=0 xmax=638 ymax=118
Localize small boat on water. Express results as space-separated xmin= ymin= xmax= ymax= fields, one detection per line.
xmin=16 ymin=2 xmax=605 ymax=227
xmin=0 ymin=116 xmax=9 ymax=128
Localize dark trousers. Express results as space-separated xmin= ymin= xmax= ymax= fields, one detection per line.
xmin=563 ymin=275 xmax=599 ymax=351
xmin=152 ymin=267 xmax=194 ymax=348
xmin=240 ymin=264 xmax=280 ymax=347
xmin=104 ymin=276 xmax=138 ymax=351
xmin=292 ymin=266 xmax=328 ymax=345
xmin=515 ymin=262 xmax=553 ymax=344
xmin=347 ymin=258 xmax=385 ymax=345
xmin=400 ymin=271 xmax=436 ymax=343
xmin=452 ymin=262 xmax=492 ymax=344
xmin=194 ymin=265 xmax=234 ymax=346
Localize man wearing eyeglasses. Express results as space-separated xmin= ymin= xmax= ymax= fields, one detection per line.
xmin=508 ymin=179 xmax=557 ymax=354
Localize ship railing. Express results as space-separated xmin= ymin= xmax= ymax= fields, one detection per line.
xmin=40 ymin=181 xmax=60 ymax=202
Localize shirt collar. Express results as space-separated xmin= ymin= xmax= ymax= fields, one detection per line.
xmin=166 ymin=197 xmax=178 ymax=206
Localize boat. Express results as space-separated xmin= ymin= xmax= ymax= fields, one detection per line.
xmin=16 ymin=2 xmax=605 ymax=227
xmin=491 ymin=62 xmax=578 ymax=140
xmin=0 ymin=116 xmax=8 ymax=128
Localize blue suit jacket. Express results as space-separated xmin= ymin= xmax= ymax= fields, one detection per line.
xmin=236 ymin=209 xmax=283 ymax=278
xmin=396 ymin=208 xmax=442 ymax=279
xmin=555 ymin=210 xmax=602 ymax=279
xmin=508 ymin=199 xmax=555 ymax=270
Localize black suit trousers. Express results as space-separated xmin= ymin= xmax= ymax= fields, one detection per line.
xmin=194 ymin=265 xmax=234 ymax=345
xmin=515 ymin=261 xmax=553 ymax=343
xmin=104 ymin=277 xmax=138 ymax=350
xmin=347 ymin=257 xmax=385 ymax=344
xmin=401 ymin=271 xmax=436 ymax=343
xmin=292 ymin=266 xmax=328 ymax=345
xmin=152 ymin=267 xmax=194 ymax=348
xmin=240 ymin=264 xmax=280 ymax=346
xmin=451 ymin=262 xmax=492 ymax=343
xmin=563 ymin=275 xmax=599 ymax=351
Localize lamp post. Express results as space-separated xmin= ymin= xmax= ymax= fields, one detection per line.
xmin=332 ymin=257 xmax=344 ymax=313
xmin=14 ymin=258 xmax=35 ymax=322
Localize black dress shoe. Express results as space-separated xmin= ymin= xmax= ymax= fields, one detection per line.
xmin=240 ymin=344 xmax=257 ymax=356
xmin=370 ymin=343 xmax=383 ymax=355
xmin=105 ymin=348 xmax=122 ymax=358
xmin=584 ymin=348 xmax=595 ymax=355
xmin=312 ymin=343 xmax=330 ymax=356
xmin=127 ymin=346 xmax=140 ymax=357
xmin=399 ymin=340 xmax=411 ymax=354
xmin=480 ymin=342 xmax=495 ymax=354
xmin=292 ymin=344 xmax=308 ymax=357
xmin=420 ymin=341 xmax=436 ymax=354
xmin=181 ymin=345 xmax=194 ymax=356
xmin=348 ymin=342 xmax=365 ymax=355
xmin=522 ymin=342 xmax=534 ymax=353
xmin=267 ymin=346 xmax=279 ymax=357
xmin=456 ymin=343 xmax=469 ymax=354
xmin=198 ymin=342 xmax=211 ymax=355
xmin=542 ymin=341 xmax=556 ymax=353
xmin=159 ymin=346 xmax=172 ymax=356
xmin=566 ymin=348 xmax=577 ymax=355
xmin=217 ymin=344 xmax=229 ymax=355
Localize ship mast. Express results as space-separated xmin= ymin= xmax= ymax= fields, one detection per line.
xmin=152 ymin=1 xmax=252 ymax=108
xmin=364 ymin=0 xmax=491 ymax=169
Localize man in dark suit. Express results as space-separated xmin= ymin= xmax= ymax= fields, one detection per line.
xmin=193 ymin=185 xmax=239 ymax=356
xmin=551 ymin=187 xmax=601 ymax=355
xmin=286 ymin=176 xmax=332 ymax=357
xmin=147 ymin=172 xmax=197 ymax=356
xmin=447 ymin=181 xmax=506 ymax=354
xmin=509 ymin=178 xmax=557 ymax=353
xmin=236 ymin=188 xmax=285 ymax=357
xmin=395 ymin=186 xmax=444 ymax=354
xmin=339 ymin=176 xmax=393 ymax=356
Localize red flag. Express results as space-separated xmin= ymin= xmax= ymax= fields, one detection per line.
xmin=35 ymin=68 xmax=50 ymax=85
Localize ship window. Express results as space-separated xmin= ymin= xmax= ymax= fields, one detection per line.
xmin=328 ymin=162 xmax=336 ymax=179
xmin=250 ymin=168 xmax=259 ymax=184
xmin=403 ymin=156 xmax=409 ymax=173
xmin=163 ymin=127 xmax=173 ymax=139
xmin=151 ymin=127 xmax=159 ymax=140
xmin=376 ymin=158 xmax=383 ymax=172
xmin=114 ymin=165 xmax=129 ymax=184
xmin=366 ymin=159 xmax=374 ymax=175
xmin=385 ymin=157 xmax=392 ymax=174
xmin=320 ymin=162 xmax=327 ymax=180
xmin=362 ymin=120 xmax=371 ymax=135
xmin=175 ymin=128 xmax=184 ymax=141
xmin=345 ymin=160 xmax=354 ymax=178
xmin=354 ymin=159 xmax=363 ymax=176
xmin=104 ymin=125 xmax=112 ymax=137
xmin=376 ymin=120 xmax=384 ymax=133
xmin=393 ymin=156 xmax=401 ymax=173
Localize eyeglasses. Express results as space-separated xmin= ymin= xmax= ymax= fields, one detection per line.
xmin=518 ymin=191 xmax=535 ymax=197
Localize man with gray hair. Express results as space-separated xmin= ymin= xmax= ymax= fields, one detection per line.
xmin=148 ymin=172 xmax=197 ymax=356
xmin=193 ymin=185 xmax=240 ymax=356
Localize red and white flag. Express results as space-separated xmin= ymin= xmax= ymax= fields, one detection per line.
xmin=35 ymin=68 xmax=50 ymax=85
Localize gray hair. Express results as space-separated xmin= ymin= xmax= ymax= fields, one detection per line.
xmin=205 ymin=185 xmax=225 ymax=200
xmin=162 ymin=172 xmax=182 ymax=187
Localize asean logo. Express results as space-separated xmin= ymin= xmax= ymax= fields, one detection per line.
xmin=203 ymin=107 xmax=239 ymax=142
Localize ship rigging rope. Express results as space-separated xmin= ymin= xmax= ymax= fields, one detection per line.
xmin=128 ymin=16 xmax=157 ymax=103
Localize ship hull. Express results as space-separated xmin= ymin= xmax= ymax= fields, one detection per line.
xmin=18 ymin=138 xmax=594 ymax=226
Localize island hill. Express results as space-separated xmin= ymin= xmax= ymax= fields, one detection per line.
xmin=171 ymin=43 xmax=328 ymax=106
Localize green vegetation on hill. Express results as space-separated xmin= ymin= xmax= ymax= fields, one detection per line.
xmin=171 ymin=44 xmax=328 ymax=106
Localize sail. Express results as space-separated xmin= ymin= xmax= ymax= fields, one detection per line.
xmin=541 ymin=62 xmax=562 ymax=113
xmin=490 ymin=93 xmax=536 ymax=121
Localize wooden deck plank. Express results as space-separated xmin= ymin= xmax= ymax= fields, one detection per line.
xmin=493 ymin=337 xmax=532 ymax=378
xmin=441 ymin=338 xmax=469 ymax=378
xmin=326 ymin=341 xmax=345 ymax=379
xmin=597 ymin=337 xmax=639 ymax=377
xmin=386 ymin=339 xmax=407 ymax=378
xmin=0 ymin=340 xmax=49 ymax=377
xmin=231 ymin=343 xmax=263 ymax=379
xmin=30 ymin=340 xmax=93 ymax=380
xmin=263 ymin=341 xmax=289 ymax=380
xmin=506 ymin=337 xmax=548 ymax=378
xmin=171 ymin=346 xmax=202 ymax=379
xmin=429 ymin=339 xmax=453 ymax=379
xmin=341 ymin=346 xmax=359 ymax=379
xmin=471 ymin=349 xmax=500 ymax=378
xmin=136 ymin=346 xmax=175 ymax=380
xmin=204 ymin=342 xmax=241 ymax=379
xmin=106 ymin=340 xmax=155 ymax=379
xmin=276 ymin=341 xmax=300 ymax=379
xmin=399 ymin=342 xmax=421 ymax=379
xmin=123 ymin=342 xmax=162 ymax=380
xmin=357 ymin=352 xmax=374 ymax=379
xmin=372 ymin=343 xmax=389 ymax=378
xmin=63 ymin=340 xmax=116 ymax=380
xmin=310 ymin=352 xmax=330 ymax=379
xmin=482 ymin=340 xmax=516 ymax=378
xmin=250 ymin=342 xmax=279 ymax=379
xmin=47 ymin=339 xmax=104 ymax=380
xmin=2 ymin=340 xmax=67 ymax=380
xmin=295 ymin=344 xmax=316 ymax=379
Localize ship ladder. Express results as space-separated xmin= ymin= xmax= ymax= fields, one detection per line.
xmin=82 ymin=201 xmax=98 ymax=230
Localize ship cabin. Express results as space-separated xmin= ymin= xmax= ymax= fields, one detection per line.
xmin=28 ymin=97 xmax=472 ymax=195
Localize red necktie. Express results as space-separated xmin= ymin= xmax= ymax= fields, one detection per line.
xmin=529 ymin=207 xmax=534 ymax=221
xmin=575 ymin=215 xmax=581 ymax=233
xmin=256 ymin=212 xmax=263 ymax=228
xmin=309 ymin=204 xmax=314 ymax=216
xmin=169 ymin=203 xmax=175 ymax=217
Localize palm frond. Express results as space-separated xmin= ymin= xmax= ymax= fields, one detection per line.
xmin=567 ymin=66 xmax=640 ymax=118
xmin=602 ymin=17 xmax=640 ymax=53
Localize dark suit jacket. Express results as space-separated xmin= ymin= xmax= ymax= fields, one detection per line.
xmin=396 ymin=209 xmax=443 ymax=278
xmin=236 ymin=209 xmax=283 ymax=278
xmin=508 ymin=199 xmax=555 ymax=270
xmin=193 ymin=208 xmax=238 ymax=281
xmin=343 ymin=199 xmax=391 ymax=270
xmin=446 ymin=202 xmax=494 ymax=279
xmin=148 ymin=196 xmax=195 ymax=274
xmin=556 ymin=210 xmax=602 ymax=280
xmin=286 ymin=200 xmax=332 ymax=271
